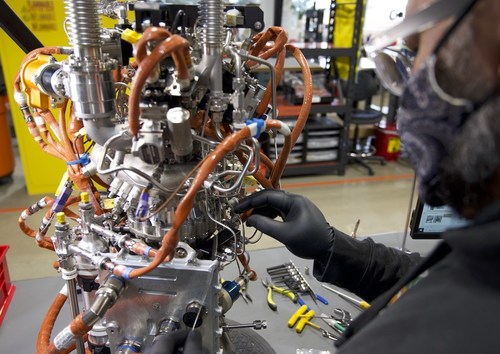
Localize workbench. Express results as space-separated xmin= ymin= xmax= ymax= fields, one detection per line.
xmin=0 ymin=233 xmax=438 ymax=353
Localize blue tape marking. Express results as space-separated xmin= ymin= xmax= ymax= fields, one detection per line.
xmin=66 ymin=153 xmax=90 ymax=166
xmin=245 ymin=118 xmax=265 ymax=138
xmin=143 ymin=246 xmax=152 ymax=256
xmin=122 ymin=267 xmax=133 ymax=280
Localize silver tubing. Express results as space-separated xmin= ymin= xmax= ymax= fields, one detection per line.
xmin=67 ymin=277 xmax=85 ymax=354
xmin=64 ymin=0 xmax=102 ymax=59
xmin=237 ymin=51 xmax=277 ymax=120
xmin=97 ymin=132 xmax=176 ymax=194
xmin=199 ymin=0 xmax=225 ymax=94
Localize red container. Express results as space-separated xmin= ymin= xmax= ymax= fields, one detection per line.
xmin=0 ymin=95 xmax=15 ymax=178
xmin=0 ymin=245 xmax=16 ymax=326
xmin=374 ymin=123 xmax=401 ymax=161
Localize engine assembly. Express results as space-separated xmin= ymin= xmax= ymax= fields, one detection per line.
xmin=14 ymin=0 xmax=312 ymax=353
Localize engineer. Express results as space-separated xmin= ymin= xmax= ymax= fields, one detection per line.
xmin=235 ymin=0 xmax=500 ymax=352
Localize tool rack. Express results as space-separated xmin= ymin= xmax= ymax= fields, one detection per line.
xmin=273 ymin=0 xmax=366 ymax=176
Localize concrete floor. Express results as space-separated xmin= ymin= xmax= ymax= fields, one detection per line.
xmin=0 ymin=154 xmax=416 ymax=281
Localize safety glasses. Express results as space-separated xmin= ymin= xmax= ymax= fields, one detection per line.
xmin=364 ymin=0 xmax=478 ymax=96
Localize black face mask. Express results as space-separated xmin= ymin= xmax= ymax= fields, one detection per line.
xmin=395 ymin=0 xmax=487 ymax=206
xmin=397 ymin=56 xmax=476 ymax=206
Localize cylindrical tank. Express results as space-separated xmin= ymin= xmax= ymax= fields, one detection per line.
xmin=0 ymin=95 xmax=15 ymax=180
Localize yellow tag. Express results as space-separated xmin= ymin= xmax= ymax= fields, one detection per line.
xmin=103 ymin=198 xmax=116 ymax=210
xmin=56 ymin=212 xmax=66 ymax=224
xmin=387 ymin=137 xmax=401 ymax=153
xmin=121 ymin=28 xmax=142 ymax=44
xmin=243 ymin=176 xmax=259 ymax=186
xmin=55 ymin=171 xmax=69 ymax=196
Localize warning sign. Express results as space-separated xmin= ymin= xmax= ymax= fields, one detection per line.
xmin=20 ymin=1 xmax=58 ymax=32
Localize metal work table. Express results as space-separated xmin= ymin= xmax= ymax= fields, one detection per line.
xmin=0 ymin=233 xmax=438 ymax=353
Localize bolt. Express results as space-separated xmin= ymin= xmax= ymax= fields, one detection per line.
xmin=254 ymin=21 xmax=263 ymax=31
xmin=175 ymin=247 xmax=188 ymax=258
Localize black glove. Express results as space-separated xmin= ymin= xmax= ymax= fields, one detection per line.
xmin=234 ymin=189 xmax=335 ymax=264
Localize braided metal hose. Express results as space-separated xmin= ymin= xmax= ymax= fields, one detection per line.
xmin=64 ymin=0 xmax=102 ymax=59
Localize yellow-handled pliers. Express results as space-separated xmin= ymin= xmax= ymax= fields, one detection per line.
xmin=262 ymin=278 xmax=298 ymax=303
xmin=262 ymin=278 xmax=278 ymax=311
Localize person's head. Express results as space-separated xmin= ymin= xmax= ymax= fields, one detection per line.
xmin=400 ymin=0 xmax=500 ymax=218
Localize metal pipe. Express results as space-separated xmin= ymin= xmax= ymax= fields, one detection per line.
xmin=237 ymin=51 xmax=277 ymax=120
xmin=67 ymin=277 xmax=86 ymax=354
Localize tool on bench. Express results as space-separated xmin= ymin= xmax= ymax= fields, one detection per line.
xmin=262 ymin=278 xmax=278 ymax=311
xmin=321 ymin=284 xmax=371 ymax=310
xmin=267 ymin=261 xmax=327 ymax=305
xmin=288 ymin=305 xmax=339 ymax=341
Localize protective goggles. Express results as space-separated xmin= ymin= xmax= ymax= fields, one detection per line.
xmin=364 ymin=0 xmax=478 ymax=96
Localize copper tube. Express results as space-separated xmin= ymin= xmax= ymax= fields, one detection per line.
xmin=26 ymin=121 xmax=65 ymax=159
xmin=37 ymin=291 xmax=67 ymax=353
xmin=255 ymin=47 xmax=286 ymax=117
xmin=237 ymin=253 xmax=257 ymax=281
xmin=58 ymin=100 xmax=78 ymax=164
xmin=270 ymin=135 xmax=292 ymax=188
xmin=34 ymin=110 xmax=67 ymax=157
xmin=122 ymin=120 xmax=286 ymax=278
xmin=248 ymin=27 xmax=288 ymax=67
xmin=134 ymin=27 xmax=172 ymax=65
xmin=128 ymin=35 xmax=190 ymax=136
xmin=45 ymin=314 xmax=92 ymax=354
xmin=68 ymin=105 xmax=85 ymax=155
xmin=285 ymin=44 xmax=313 ymax=146
xmin=202 ymin=121 xmax=274 ymax=189
xmin=268 ymin=45 xmax=312 ymax=186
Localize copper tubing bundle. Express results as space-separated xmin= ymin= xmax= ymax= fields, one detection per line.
xmin=14 ymin=54 xmax=104 ymax=214
xmin=37 ymin=285 xmax=88 ymax=354
xmin=18 ymin=196 xmax=79 ymax=251
xmin=112 ymin=119 xmax=289 ymax=279
xmin=128 ymin=29 xmax=192 ymax=136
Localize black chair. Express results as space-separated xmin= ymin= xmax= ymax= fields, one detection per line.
xmin=344 ymin=69 xmax=386 ymax=175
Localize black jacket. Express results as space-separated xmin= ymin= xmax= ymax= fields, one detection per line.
xmin=313 ymin=202 xmax=500 ymax=353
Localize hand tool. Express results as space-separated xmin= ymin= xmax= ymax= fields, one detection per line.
xmin=332 ymin=308 xmax=352 ymax=325
xmin=263 ymin=278 xmax=298 ymax=303
xmin=321 ymin=284 xmax=371 ymax=310
xmin=288 ymin=305 xmax=320 ymax=333
xmin=266 ymin=262 xmax=294 ymax=272
xmin=288 ymin=305 xmax=339 ymax=341
xmin=319 ymin=313 xmax=346 ymax=334
xmin=262 ymin=279 xmax=277 ymax=311
xmin=222 ymin=320 xmax=267 ymax=331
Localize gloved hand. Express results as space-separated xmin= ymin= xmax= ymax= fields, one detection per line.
xmin=234 ymin=189 xmax=335 ymax=264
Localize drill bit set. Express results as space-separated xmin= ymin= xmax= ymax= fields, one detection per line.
xmin=266 ymin=261 xmax=323 ymax=304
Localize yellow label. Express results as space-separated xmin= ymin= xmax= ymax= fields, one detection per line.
xmin=387 ymin=137 xmax=401 ymax=153
xmin=103 ymin=198 xmax=116 ymax=210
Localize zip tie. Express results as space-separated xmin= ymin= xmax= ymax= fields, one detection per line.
xmin=66 ymin=153 xmax=90 ymax=166
xmin=246 ymin=118 xmax=265 ymax=138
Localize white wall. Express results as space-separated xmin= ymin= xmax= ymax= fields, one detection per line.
xmin=364 ymin=0 xmax=408 ymax=37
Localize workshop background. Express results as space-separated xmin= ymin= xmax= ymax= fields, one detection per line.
xmin=0 ymin=0 xmax=414 ymax=351
xmin=0 ymin=2 xmax=415 ymax=351
xmin=0 ymin=0 xmax=412 ymax=281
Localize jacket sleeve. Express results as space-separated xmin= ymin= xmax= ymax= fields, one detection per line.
xmin=313 ymin=229 xmax=422 ymax=301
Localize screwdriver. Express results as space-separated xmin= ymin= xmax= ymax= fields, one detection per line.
xmin=321 ymin=284 xmax=371 ymax=310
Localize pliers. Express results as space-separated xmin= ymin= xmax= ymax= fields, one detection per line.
xmin=262 ymin=278 xmax=297 ymax=311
